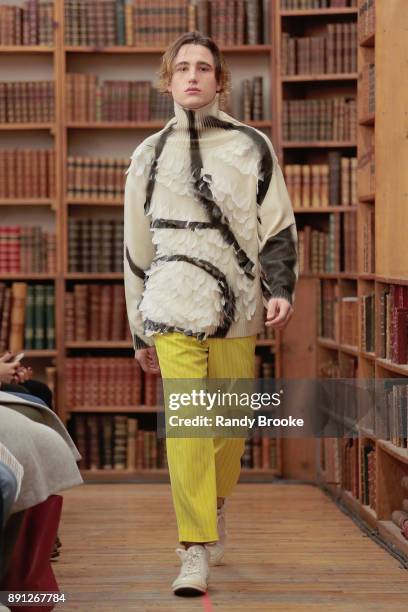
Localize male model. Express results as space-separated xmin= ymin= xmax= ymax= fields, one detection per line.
xmin=124 ymin=31 xmax=298 ymax=596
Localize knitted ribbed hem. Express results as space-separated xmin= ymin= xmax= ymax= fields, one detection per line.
xmin=266 ymin=288 xmax=293 ymax=306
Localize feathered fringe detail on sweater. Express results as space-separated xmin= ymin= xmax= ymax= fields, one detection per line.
xmin=150 ymin=228 xmax=258 ymax=321
xmin=139 ymin=259 xmax=227 ymax=337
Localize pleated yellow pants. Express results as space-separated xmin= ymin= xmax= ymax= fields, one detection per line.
xmin=154 ymin=332 xmax=256 ymax=543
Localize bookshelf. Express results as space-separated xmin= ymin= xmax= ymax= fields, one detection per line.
xmin=312 ymin=0 xmax=408 ymax=559
xmin=0 ymin=1 xmax=62 ymax=388
xmin=0 ymin=1 xmax=281 ymax=483
xmin=273 ymin=0 xmax=359 ymax=480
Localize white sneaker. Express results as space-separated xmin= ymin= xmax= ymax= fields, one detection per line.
xmin=206 ymin=499 xmax=227 ymax=566
xmin=172 ymin=544 xmax=210 ymax=596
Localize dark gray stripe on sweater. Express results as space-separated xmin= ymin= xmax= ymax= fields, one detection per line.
xmin=144 ymin=124 xmax=174 ymax=215
xmin=186 ymin=109 xmax=256 ymax=279
xmin=197 ymin=115 xmax=273 ymax=206
xmin=125 ymin=245 xmax=145 ymax=280
xmin=151 ymin=219 xmax=217 ymax=230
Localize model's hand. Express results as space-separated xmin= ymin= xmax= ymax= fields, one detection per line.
xmin=265 ymin=297 xmax=294 ymax=330
xmin=0 ymin=352 xmax=20 ymax=384
xmin=135 ymin=347 xmax=161 ymax=375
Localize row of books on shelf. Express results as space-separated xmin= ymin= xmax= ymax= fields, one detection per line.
xmin=1 ymin=282 xmax=276 ymax=353
xmin=200 ymin=0 xmax=264 ymax=47
xmin=68 ymin=218 xmax=123 ymax=273
xmin=65 ymin=352 xmax=276 ymax=409
xmin=323 ymin=442 xmax=408 ymax=538
xmin=281 ymin=0 xmax=357 ymax=8
xmin=358 ymin=0 xmax=375 ymax=42
xmin=282 ymin=97 xmax=357 ymax=142
xmin=0 ymin=81 xmax=54 ymax=124
xmin=66 ymin=75 xmax=172 ymax=122
xmin=66 ymin=357 xmax=161 ymax=408
xmin=65 ymin=284 xmax=131 ymax=342
xmin=67 ymin=157 xmax=128 ymax=200
xmin=359 ymin=62 xmax=375 ymax=118
xmin=64 ymin=0 xmax=265 ymax=48
xmin=70 ymin=414 xmax=280 ymax=472
xmin=241 ymin=76 xmax=264 ymax=121
xmin=65 ymin=74 xmax=265 ymax=123
xmin=0 ymin=226 xmax=56 ymax=274
xmin=383 ymin=383 xmax=408 ymax=448
xmin=378 ymin=285 xmax=408 ymax=365
xmin=319 ymin=284 xmax=408 ymax=365
xmin=242 ymin=434 xmax=279 ymax=470
xmin=284 ymin=154 xmax=357 ymax=208
xmin=298 ymin=213 xmax=357 ymax=274
xmin=0 ymin=282 xmax=55 ymax=352
xmin=0 ymin=149 xmax=55 ymax=199
xmin=65 ymin=282 xmax=273 ymax=344
xmin=319 ymin=282 xmax=359 ymax=345
xmin=0 ymin=0 xmax=54 ymax=46
xmin=281 ymin=23 xmax=357 ymax=76
xmin=71 ymin=415 xmax=167 ymax=470
xmin=342 ymin=439 xmax=376 ymax=509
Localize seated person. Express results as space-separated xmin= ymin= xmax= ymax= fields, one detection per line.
xmin=0 ymin=444 xmax=23 ymax=577
xmin=0 ymin=391 xmax=83 ymax=578
xmin=0 ymin=352 xmax=53 ymax=410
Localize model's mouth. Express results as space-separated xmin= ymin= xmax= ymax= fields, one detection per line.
xmin=186 ymin=89 xmax=201 ymax=93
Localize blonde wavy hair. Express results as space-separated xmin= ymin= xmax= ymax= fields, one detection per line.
xmin=156 ymin=31 xmax=231 ymax=108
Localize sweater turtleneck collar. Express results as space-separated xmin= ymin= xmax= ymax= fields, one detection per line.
xmin=172 ymin=93 xmax=221 ymax=134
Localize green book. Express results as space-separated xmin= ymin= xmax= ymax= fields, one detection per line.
xmin=116 ymin=0 xmax=125 ymax=46
xmin=45 ymin=284 xmax=55 ymax=349
xmin=33 ymin=284 xmax=45 ymax=350
xmin=24 ymin=285 xmax=35 ymax=350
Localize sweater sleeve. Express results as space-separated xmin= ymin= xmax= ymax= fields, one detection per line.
xmin=123 ymin=145 xmax=156 ymax=351
xmin=257 ymin=136 xmax=299 ymax=308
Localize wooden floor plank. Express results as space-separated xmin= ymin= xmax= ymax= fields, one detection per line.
xmin=54 ymin=484 xmax=408 ymax=611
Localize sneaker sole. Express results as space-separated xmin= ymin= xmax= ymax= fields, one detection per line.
xmin=173 ymin=583 xmax=207 ymax=597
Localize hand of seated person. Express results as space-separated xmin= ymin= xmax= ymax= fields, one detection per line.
xmin=0 ymin=352 xmax=20 ymax=386
xmin=12 ymin=366 xmax=33 ymax=385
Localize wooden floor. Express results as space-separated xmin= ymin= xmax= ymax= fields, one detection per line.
xmin=54 ymin=483 xmax=408 ymax=611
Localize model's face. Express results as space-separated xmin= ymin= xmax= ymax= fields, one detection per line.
xmin=166 ymin=44 xmax=220 ymax=110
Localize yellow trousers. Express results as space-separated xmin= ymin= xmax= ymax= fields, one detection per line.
xmin=154 ymin=332 xmax=256 ymax=543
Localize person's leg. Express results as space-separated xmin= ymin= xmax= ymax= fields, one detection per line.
xmin=154 ymin=332 xmax=218 ymax=545
xmin=207 ymin=336 xmax=257 ymax=501
xmin=21 ymin=379 xmax=53 ymax=410
xmin=0 ymin=383 xmax=28 ymax=394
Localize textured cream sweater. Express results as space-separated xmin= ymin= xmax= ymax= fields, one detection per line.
xmin=124 ymin=93 xmax=298 ymax=350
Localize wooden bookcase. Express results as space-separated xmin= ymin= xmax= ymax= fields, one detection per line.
xmin=310 ymin=0 xmax=408 ymax=559
xmin=0 ymin=1 xmax=280 ymax=484
xmin=272 ymin=2 xmax=359 ymax=481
